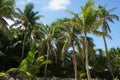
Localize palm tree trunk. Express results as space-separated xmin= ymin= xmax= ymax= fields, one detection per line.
xmin=72 ymin=41 xmax=77 ymax=80
xmin=52 ymin=47 xmax=57 ymax=63
xmin=44 ymin=42 xmax=49 ymax=79
xmin=103 ymin=36 xmax=114 ymax=79
xmin=84 ymin=33 xmax=91 ymax=80
xmin=44 ymin=54 xmax=48 ymax=80
xmin=22 ymin=32 xmax=27 ymax=60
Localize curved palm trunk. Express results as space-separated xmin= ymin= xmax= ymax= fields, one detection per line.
xmin=72 ymin=41 xmax=78 ymax=80
xmin=103 ymin=36 xmax=114 ymax=79
xmin=84 ymin=33 xmax=91 ymax=80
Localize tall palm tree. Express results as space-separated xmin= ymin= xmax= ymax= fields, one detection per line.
xmin=12 ymin=3 xmax=43 ymax=59
xmin=97 ymin=5 xmax=119 ymax=79
xmin=65 ymin=0 xmax=99 ymax=79
xmin=68 ymin=0 xmax=96 ymax=79
xmin=79 ymin=0 xmax=111 ymax=79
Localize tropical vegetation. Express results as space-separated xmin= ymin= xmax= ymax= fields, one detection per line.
xmin=0 ymin=0 xmax=119 ymax=80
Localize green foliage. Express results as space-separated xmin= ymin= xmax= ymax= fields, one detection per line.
xmin=0 ymin=0 xmax=15 ymax=29
xmin=6 ymin=68 xmax=30 ymax=79
xmin=39 ymin=60 xmax=52 ymax=67
xmin=0 ymin=0 xmax=119 ymax=79
xmin=36 ymin=56 xmax=52 ymax=67
xmin=0 ymin=72 xmax=6 ymax=77
xmin=19 ymin=50 xmax=38 ymax=75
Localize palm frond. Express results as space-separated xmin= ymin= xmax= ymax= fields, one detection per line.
xmin=84 ymin=0 xmax=94 ymax=8
xmin=108 ymin=7 xmax=117 ymax=13
xmin=65 ymin=9 xmax=77 ymax=16
xmin=16 ymin=8 xmax=23 ymax=15
xmin=106 ymin=14 xmax=119 ymax=21
xmin=92 ymin=30 xmax=108 ymax=37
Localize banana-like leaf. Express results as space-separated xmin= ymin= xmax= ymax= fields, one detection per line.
xmin=19 ymin=50 xmax=38 ymax=75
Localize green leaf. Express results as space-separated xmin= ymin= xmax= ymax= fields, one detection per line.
xmin=0 ymin=72 xmax=6 ymax=76
xmin=92 ymin=30 xmax=108 ymax=36
xmin=40 ymin=60 xmax=52 ymax=67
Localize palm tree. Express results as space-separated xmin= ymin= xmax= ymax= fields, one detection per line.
xmin=11 ymin=3 xmax=43 ymax=59
xmin=32 ymin=24 xmax=58 ymax=79
xmin=52 ymin=18 xmax=82 ymax=80
xmin=68 ymin=0 xmax=96 ymax=79
xmin=78 ymin=1 xmax=112 ymax=79
xmin=97 ymin=5 xmax=119 ymax=79
xmin=65 ymin=0 xmax=99 ymax=79
xmin=41 ymin=25 xmax=57 ymax=79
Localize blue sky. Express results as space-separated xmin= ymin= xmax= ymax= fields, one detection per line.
xmin=16 ymin=0 xmax=120 ymax=49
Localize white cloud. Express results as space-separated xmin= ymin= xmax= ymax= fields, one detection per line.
xmin=43 ymin=0 xmax=70 ymax=11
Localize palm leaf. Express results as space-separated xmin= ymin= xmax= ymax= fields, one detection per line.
xmin=65 ymin=9 xmax=77 ymax=16
xmin=106 ymin=14 xmax=119 ymax=21
xmin=108 ymin=7 xmax=117 ymax=13
xmin=84 ymin=0 xmax=94 ymax=8
xmin=92 ymin=30 xmax=108 ymax=37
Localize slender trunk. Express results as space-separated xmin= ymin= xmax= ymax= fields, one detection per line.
xmin=53 ymin=47 xmax=57 ymax=63
xmin=44 ymin=42 xmax=49 ymax=79
xmin=103 ymin=36 xmax=114 ymax=79
xmin=84 ymin=33 xmax=91 ymax=80
xmin=22 ymin=32 xmax=27 ymax=60
xmin=44 ymin=62 xmax=47 ymax=80
xmin=29 ymin=33 xmax=32 ymax=50
xmin=82 ymin=42 xmax=85 ymax=62
xmin=72 ymin=41 xmax=77 ymax=80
